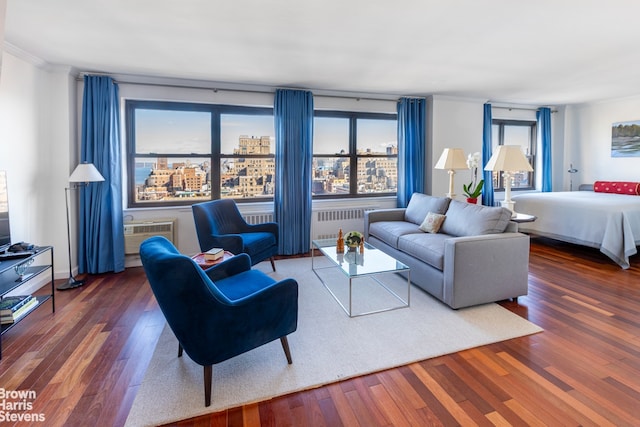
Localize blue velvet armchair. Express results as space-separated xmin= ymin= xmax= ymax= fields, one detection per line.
xmin=192 ymin=199 xmax=279 ymax=271
xmin=139 ymin=236 xmax=298 ymax=407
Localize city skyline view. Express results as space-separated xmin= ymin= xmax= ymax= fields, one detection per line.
xmin=132 ymin=108 xmax=397 ymax=203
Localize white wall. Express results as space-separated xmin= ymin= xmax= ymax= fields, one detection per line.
xmin=0 ymin=52 xmax=75 ymax=284
xmin=429 ymin=96 xmax=484 ymax=200
xmin=0 ymin=0 xmax=5 ymax=72
xmin=565 ymin=97 xmax=640 ymax=186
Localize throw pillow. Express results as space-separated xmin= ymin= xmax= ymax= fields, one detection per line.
xmin=593 ymin=181 xmax=640 ymax=195
xmin=419 ymin=212 xmax=446 ymax=233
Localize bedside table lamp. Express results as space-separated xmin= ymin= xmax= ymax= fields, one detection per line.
xmin=434 ymin=148 xmax=467 ymax=198
xmin=58 ymin=162 xmax=105 ymax=291
xmin=484 ymin=145 xmax=533 ymax=216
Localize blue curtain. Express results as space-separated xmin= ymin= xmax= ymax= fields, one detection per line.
xmin=481 ymin=103 xmax=494 ymax=207
xmin=274 ymin=89 xmax=314 ymax=255
xmin=397 ymin=98 xmax=426 ymax=207
xmin=538 ymin=107 xmax=552 ymax=192
xmin=78 ymin=75 xmax=125 ymax=274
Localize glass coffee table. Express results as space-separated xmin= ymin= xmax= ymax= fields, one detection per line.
xmin=311 ymin=238 xmax=410 ymax=317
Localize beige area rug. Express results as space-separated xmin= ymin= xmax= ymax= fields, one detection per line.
xmin=125 ymin=257 xmax=542 ymax=427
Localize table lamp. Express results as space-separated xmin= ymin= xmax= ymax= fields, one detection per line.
xmin=57 ymin=162 xmax=105 ymax=291
xmin=484 ymin=145 xmax=533 ymax=216
xmin=434 ymin=148 xmax=467 ymax=198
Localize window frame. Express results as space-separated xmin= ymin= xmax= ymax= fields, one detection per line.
xmin=125 ymin=101 xmax=398 ymax=208
xmin=491 ymin=119 xmax=536 ymax=191
xmin=125 ymin=100 xmax=274 ymax=208
xmin=312 ymin=110 xmax=398 ymax=199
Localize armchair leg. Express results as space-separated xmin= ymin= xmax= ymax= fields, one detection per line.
xmin=204 ymin=365 xmax=212 ymax=407
xmin=178 ymin=343 xmax=183 ymax=357
xmin=280 ymin=336 xmax=292 ymax=364
xmin=270 ymin=256 xmax=276 ymax=272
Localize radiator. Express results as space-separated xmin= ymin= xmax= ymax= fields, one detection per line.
xmin=243 ymin=207 xmax=372 ymax=240
xmin=313 ymin=207 xmax=373 ymax=240
xmin=244 ymin=213 xmax=274 ymax=225
xmin=124 ymin=219 xmax=176 ymax=254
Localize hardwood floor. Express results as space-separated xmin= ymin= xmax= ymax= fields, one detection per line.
xmin=0 ymin=236 xmax=638 ymax=426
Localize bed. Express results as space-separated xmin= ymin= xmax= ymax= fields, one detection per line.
xmin=511 ymin=191 xmax=640 ymax=269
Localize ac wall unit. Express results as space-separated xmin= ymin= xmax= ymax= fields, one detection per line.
xmin=124 ymin=218 xmax=176 ymax=254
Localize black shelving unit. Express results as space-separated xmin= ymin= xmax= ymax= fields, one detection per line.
xmin=0 ymin=246 xmax=54 ymax=359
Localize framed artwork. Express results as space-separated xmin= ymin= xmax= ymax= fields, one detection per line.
xmin=611 ymin=120 xmax=640 ymax=157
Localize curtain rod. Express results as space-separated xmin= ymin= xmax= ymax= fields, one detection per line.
xmin=76 ymin=72 xmax=402 ymax=103
xmin=491 ymin=105 xmax=558 ymax=113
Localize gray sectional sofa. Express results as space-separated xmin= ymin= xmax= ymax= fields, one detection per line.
xmin=364 ymin=192 xmax=529 ymax=309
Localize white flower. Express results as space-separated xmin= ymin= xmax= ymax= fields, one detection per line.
xmin=466 ymin=152 xmax=480 ymax=170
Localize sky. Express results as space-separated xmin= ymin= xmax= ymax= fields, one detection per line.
xmin=135 ymin=109 xmax=397 ymax=155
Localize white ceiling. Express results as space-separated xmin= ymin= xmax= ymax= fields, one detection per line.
xmin=5 ymin=0 xmax=640 ymax=105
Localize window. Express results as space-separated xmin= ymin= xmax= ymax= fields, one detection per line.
xmin=126 ymin=101 xmax=274 ymax=207
xmin=312 ymin=111 xmax=398 ymax=197
xmin=126 ymin=101 xmax=397 ymax=207
xmin=491 ymin=119 xmax=536 ymax=191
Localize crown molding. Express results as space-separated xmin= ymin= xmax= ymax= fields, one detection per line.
xmin=3 ymin=41 xmax=49 ymax=69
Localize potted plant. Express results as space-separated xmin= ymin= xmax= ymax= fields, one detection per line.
xmin=462 ymin=152 xmax=484 ymax=204
xmin=344 ymin=231 xmax=363 ymax=252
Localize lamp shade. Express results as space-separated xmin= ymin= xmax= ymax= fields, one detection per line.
xmin=69 ymin=162 xmax=105 ymax=183
xmin=484 ymin=145 xmax=533 ymax=172
xmin=434 ymin=148 xmax=467 ymax=170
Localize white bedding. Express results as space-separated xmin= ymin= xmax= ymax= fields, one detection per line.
xmin=511 ymin=191 xmax=640 ymax=269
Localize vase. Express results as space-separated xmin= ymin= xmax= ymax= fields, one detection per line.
xmin=466 ymin=197 xmax=478 ymax=204
xmin=347 ymin=245 xmax=358 ymax=252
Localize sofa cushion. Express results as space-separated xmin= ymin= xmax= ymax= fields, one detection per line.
xmin=397 ymin=233 xmax=450 ymax=270
xmin=404 ymin=193 xmax=451 ymax=225
xmin=369 ymin=221 xmax=421 ymax=248
xmin=440 ymin=200 xmax=512 ymax=236
xmin=419 ymin=212 xmax=446 ymax=233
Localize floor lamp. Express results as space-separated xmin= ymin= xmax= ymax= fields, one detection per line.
xmin=57 ymin=162 xmax=105 ymax=291
xmin=434 ymin=148 xmax=468 ymax=198
xmin=484 ymin=145 xmax=533 ymax=216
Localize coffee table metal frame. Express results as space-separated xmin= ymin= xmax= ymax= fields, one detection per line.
xmin=311 ymin=238 xmax=410 ymax=317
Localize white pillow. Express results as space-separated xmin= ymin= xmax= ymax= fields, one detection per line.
xmin=419 ymin=212 xmax=446 ymax=233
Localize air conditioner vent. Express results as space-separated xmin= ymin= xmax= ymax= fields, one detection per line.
xmin=124 ymin=219 xmax=176 ymax=254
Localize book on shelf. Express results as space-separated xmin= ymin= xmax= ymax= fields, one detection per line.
xmin=0 ymin=295 xmax=34 ymax=316
xmin=1 ymin=296 xmax=38 ymax=325
xmin=204 ymin=248 xmax=224 ymax=261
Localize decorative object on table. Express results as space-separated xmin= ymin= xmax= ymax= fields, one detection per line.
xmin=14 ymin=258 xmax=34 ymax=282
xmin=204 ymin=247 xmax=224 ymax=261
xmin=359 ymin=238 xmax=364 ymax=253
xmin=336 ymin=228 xmax=344 ymax=254
xmin=435 ymin=148 xmax=468 ymax=198
xmin=484 ymin=145 xmax=533 ymax=216
xmin=462 ymin=151 xmax=484 ymax=204
xmin=344 ymin=231 xmax=363 ymax=252
xmin=191 ymin=251 xmax=234 ymax=269
xmin=58 ymin=162 xmax=105 ymax=291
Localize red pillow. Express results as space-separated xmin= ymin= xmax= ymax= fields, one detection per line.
xmin=593 ymin=181 xmax=640 ymax=195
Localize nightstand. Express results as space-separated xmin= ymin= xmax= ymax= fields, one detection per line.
xmin=511 ymin=212 xmax=537 ymax=223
